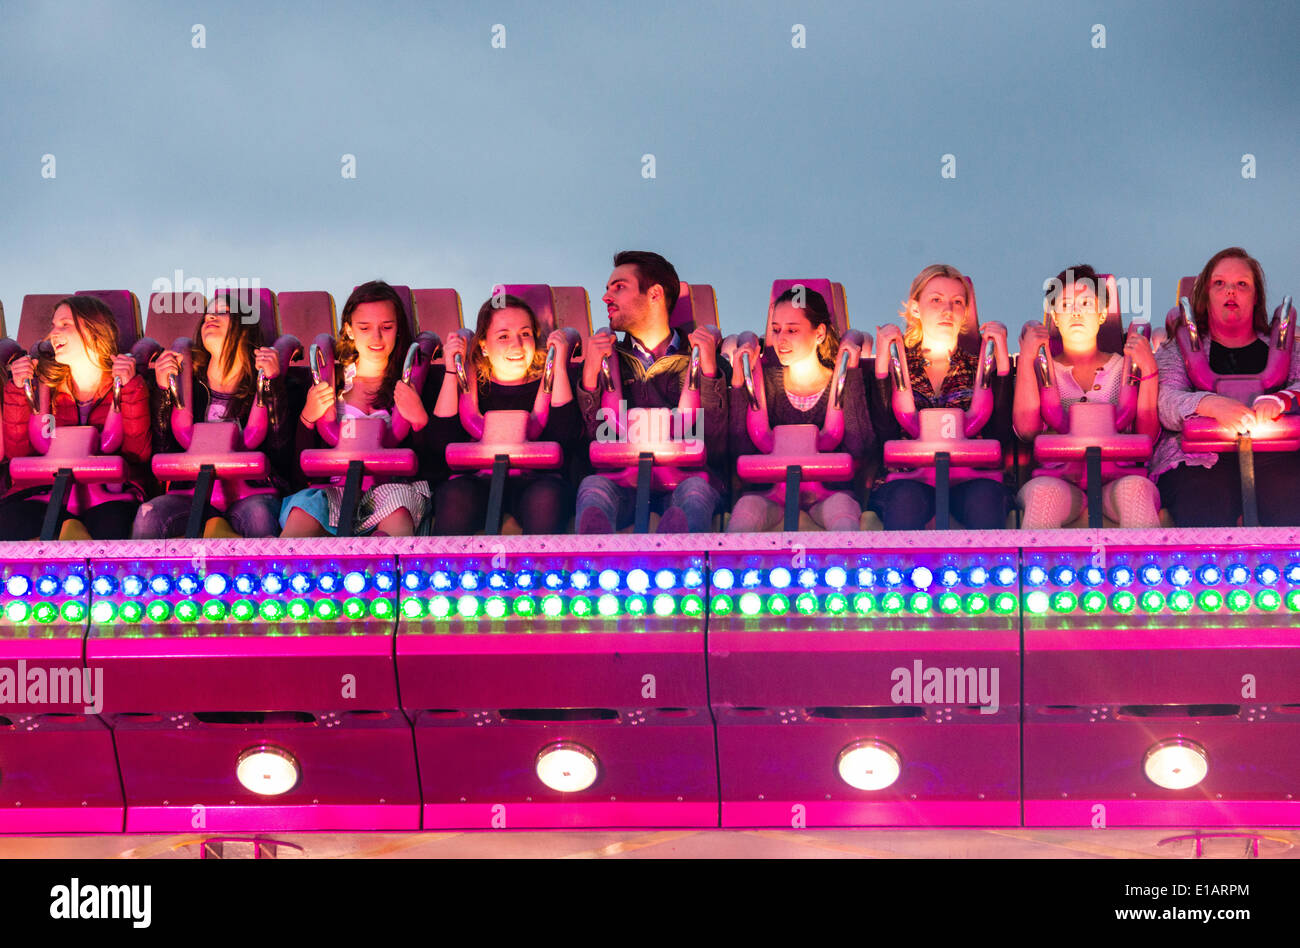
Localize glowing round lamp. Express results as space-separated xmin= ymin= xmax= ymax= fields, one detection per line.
xmin=535 ymin=742 xmax=599 ymax=793
xmin=1143 ymin=739 xmax=1208 ymax=790
xmin=236 ymin=745 xmax=300 ymax=796
xmin=837 ymin=740 xmax=902 ymax=791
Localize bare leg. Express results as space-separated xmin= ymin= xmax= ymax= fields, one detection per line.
xmin=281 ymin=507 xmax=328 ymax=538
xmin=373 ymin=508 xmax=415 ymax=537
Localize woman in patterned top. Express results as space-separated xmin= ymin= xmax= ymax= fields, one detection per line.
xmin=867 ymin=263 xmax=1012 ymax=530
xmin=1012 ymin=265 xmax=1161 ymax=528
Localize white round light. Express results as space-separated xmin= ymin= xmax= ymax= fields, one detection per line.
xmin=535 ymin=742 xmax=599 ymax=793
xmin=1143 ymin=739 xmax=1208 ymax=790
xmin=837 ymin=740 xmax=902 ymax=791
xmin=236 ymin=745 xmax=300 ymax=796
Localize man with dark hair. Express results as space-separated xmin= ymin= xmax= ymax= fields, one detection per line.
xmin=575 ymin=250 xmax=728 ymax=533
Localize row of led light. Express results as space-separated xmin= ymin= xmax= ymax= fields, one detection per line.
xmin=711 ymin=590 xmax=1020 ymax=618
xmin=4 ymin=573 xmax=88 ymax=598
xmin=1025 ymin=588 xmax=1299 ymax=616
xmin=87 ymin=596 xmax=390 ymax=625
xmin=400 ymin=592 xmax=706 ymax=620
xmin=86 ymin=569 xmax=389 ymax=598
xmin=1028 ymin=562 xmax=1300 ymax=589
xmin=399 ymin=566 xmax=705 ymax=595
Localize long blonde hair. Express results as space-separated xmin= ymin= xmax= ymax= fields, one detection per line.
xmin=899 ymin=263 xmax=968 ymax=348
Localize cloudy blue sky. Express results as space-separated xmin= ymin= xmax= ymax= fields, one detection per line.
xmin=2 ymin=0 xmax=1296 ymax=340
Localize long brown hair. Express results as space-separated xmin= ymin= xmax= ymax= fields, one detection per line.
xmin=36 ymin=295 xmax=119 ymax=392
xmin=899 ymin=263 xmax=968 ymax=348
xmin=771 ymin=286 xmax=840 ymax=368
xmin=336 ymin=281 xmax=412 ymax=409
xmin=470 ymin=295 xmax=546 ymax=386
xmin=1190 ymin=247 xmax=1269 ymax=337
xmin=192 ymin=294 xmax=263 ymax=411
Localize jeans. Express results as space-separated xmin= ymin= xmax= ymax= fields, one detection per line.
xmin=575 ymin=473 xmax=720 ymax=533
xmin=132 ymin=492 xmax=283 ymax=539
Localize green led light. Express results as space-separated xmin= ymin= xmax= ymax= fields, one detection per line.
xmin=936 ymin=592 xmax=960 ymax=615
xmin=119 ymin=601 xmax=143 ymax=623
xmin=259 ymin=599 xmax=286 ymax=622
xmin=795 ymin=592 xmax=818 ymax=615
xmin=1227 ymin=589 xmax=1251 ymax=613
xmin=1197 ymin=590 xmax=1222 ymax=613
xmin=343 ymin=597 xmax=367 ymax=619
xmin=541 ymin=594 xmax=564 ymax=618
xmin=1255 ymin=590 xmax=1280 ymax=612
xmin=5 ymin=601 xmax=29 ymax=623
xmin=146 ymin=600 xmax=172 ymax=622
xmin=826 ymin=592 xmax=849 ymax=615
xmin=964 ymin=593 xmax=989 ymax=615
xmin=289 ymin=598 xmax=312 ymax=620
xmin=652 ymin=594 xmax=675 ymax=617
xmin=484 ymin=596 xmax=508 ymax=619
xmin=231 ymin=599 xmax=256 ymax=622
xmin=1025 ymin=591 xmax=1049 ymax=615
xmin=570 ymin=595 xmax=593 ymax=617
xmin=175 ymin=600 xmax=200 ymax=623
xmin=61 ymin=601 xmax=86 ymax=623
xmin=739 ymin=593 xmax=762 ymax=616
xmin=204 ymin=599 xmax=227 ymax=621
xmin=1169 ymin=590 xmax=1194 ymax=613
xmin=401 ymin=596 xmax=425 ymax=619
xmin=371 ymin=598 xmax=394 ymax=619
xmin=1050 ymin=591 xmax=1077 ymax=614
xmin=90 ymin=601 xmax=115 ymax=624
xmin=1080 ymin=590 xmax=1106 ymax=614
xmin=1140 ymin=590 xmax=1165 ymax=614
xmin=852 ymin=592 xmax=875 ymax=614
xmin=625 ymin=595 xmax=647 ymax=616
xmin=881 ymin=592 xmax=905 ymax=614
xmin=1110 ymin=591 xmax=1136 ymax=614
xmin=767 ymin=594 xmax=790 ymax=616
xmin=993 ymin=593 xmax=1017 ymax=615
xmin=598 ymin=594 xmax=621 ymax=617
xmin=513 ymin=595 xmax=536 ymax=616
xmin=907 ymin=592 xmax=931 ymax=615
xmin=33 ymin=602 xmax=58 ymax=624
xmin=457 ymin=595 xmax=480 ymax=618
xmin=1286 ymin=590 xmax=1300 ymax=612
xmin=681 ymin=594 xmax=703 ymax=617
xmin=425 ymin=596 xmax=450 ymax=619
xmin=711 ymin=594 xmax=733 ymax=615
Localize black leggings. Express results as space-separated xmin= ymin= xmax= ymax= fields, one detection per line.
xmin=867 ymin=477 xmax=1008 ymax=531
xmin=0 ymin=499 xmax=141 ymax=541
xmin=1158 ymin=453 xmax=1300 ymax=527
xmin=433 ymin=474 xmax=575 ymax=535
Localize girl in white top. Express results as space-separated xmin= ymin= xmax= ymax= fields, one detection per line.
xmin=1013 ymin=265 xmax=1161 ymax=528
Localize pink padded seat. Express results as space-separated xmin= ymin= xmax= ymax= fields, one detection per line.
xmin=411 ymin=288 xmax=463 ymax=340
xmin=145 ymin=292 xmax=207 ymax=345
xmin=446 ymin=410 xmax=563 ymax=473
xmin=498 ymin=284 xmax=557 ymax=336
xmin=17 ymin=294 xmax=71 ymax=350
xmin=670 ymin=282 xmax=719 ymax=330
xmin=769 ymin=279 xmax=848 ymax=335
xmin=552 ymin=286 xmax=592 ymax=352
xmin=75 ymin=290 xmax=142 ymax=350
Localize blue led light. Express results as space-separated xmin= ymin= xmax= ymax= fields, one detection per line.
xmin=5 ymin=575 xmax=30 ymax=597
xmin=626 ymin=569 xmax=651 ymax=594
xmin=910 ymin=566 xmax=934 ymax=589
xmin=40 ymin=574 xmax=63 ymax=596
xmin=1081 ymin=566 xmax=1104 ymax=586
xmin=1285 ymin=562 xmax=1300 ymax=584
xmin=1197 ymin=564 xmax=1221 ymax=585
xmin=741 ymin=568 xmax=763 ymax=588
xmin=683 ymin=567 xmax=704 ymax=588
xmin=1225 ymin=564 xmax=1250 ymax=585
xmin=857 ymin=567 xmax=876 ymax=587
xmin=543 ymin=570 xmax=566 ymax=590
xmin=487 ymin=570 xmax=511 ymax=590
xmin=937 ymin=566 xmax=961 ymax=588
xmin=882 ymin=568 xmax=903 ymax=587
xmin=712 ymin=568 xmax=735 ymax=590
xmin=824 ymin=566 xmax=848 ymax=588
xmin=514 ymin=570 xmax=536 ymax=590
xmin=1256 ymin=564 xmax=1280 ymax=585
xmin=965 ymin=566 xmax=988 ymax=587
xmin=1023 ymin=565 xmax=1047 ymax=587
xmin=317 ymin=571 xmax=341 ymax=593
xmin=768 ymin=567 xmax=792 ymax=589
xmin=150 ymin=575 xmax=174 ymax=596
xmin=261 ymin=572 xmax=285 ymax=594
xmin=62 ymin=574 xmax=86 ymax=596
xmin=1139 ymin=564 xmax=1163 ymax=586
xmin=992 ymin=565 xmax=1017 ymax=587
xmin=1109 ymin=566 xmax=1133 ymax=587
xmin=234 ymin=573 xmax=257 ymax=595
xmin=373 ymin=572 xmax=394 ymax=592
xmin=1167 ymin=565 xmax=1191 ymax=587
xmin=570 ymin=570 xmax=593 ymax=591
xmin=122 ymin=575 xmax=145 ymax=597
xmin=1050 ymin=565 xmax=1075 ymax=586
xmin=654 ymin=569 xmax=676 ymax=590
xmin=343 ymin=571 xmax=368 ymax=594
xmin=595 ymin=569 xmax=620 ymax=592
xmin=91 ymin=575 xmax=117 ymax=596
xmin=459 ymin=570 xmax=481 ymax=591
xmin=290 ymin=571 xmax=314 ymax=594
xmin=402 ymin=570 xmax=425 ymax=591
xmin=176 ymin=574 xmax=200 ymax=595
